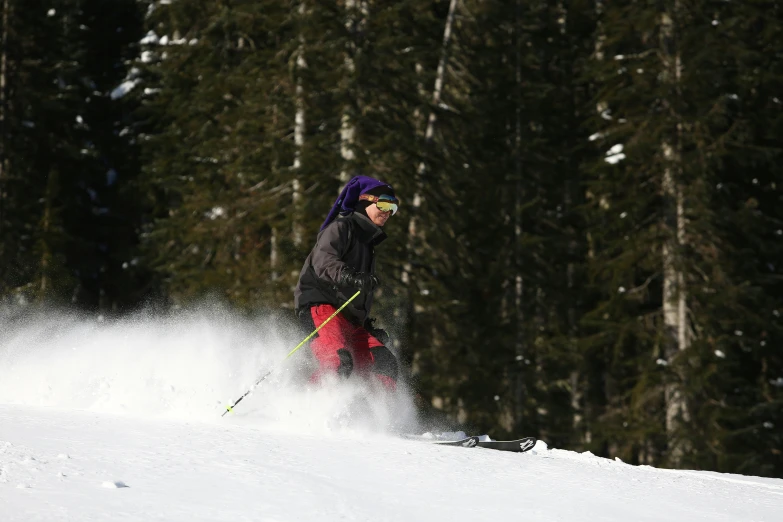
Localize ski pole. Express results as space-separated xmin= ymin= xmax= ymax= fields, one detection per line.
xmin=221 ymin=289 xmax=361 ymax=416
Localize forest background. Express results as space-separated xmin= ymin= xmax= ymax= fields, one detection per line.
xmin=0 ymin=0 xmax=781 ymax=477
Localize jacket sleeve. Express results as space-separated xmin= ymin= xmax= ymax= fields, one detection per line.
xmin=310 ymin=220 xmax=351 ymax=284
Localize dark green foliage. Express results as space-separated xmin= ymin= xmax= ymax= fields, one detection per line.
xmin=0 ymin=0 xmax=145 ymax=309
xmin=581 ymin=0 xmax=783 ymax=473
xmin=136 ymin=0 xmax=298 ymax=307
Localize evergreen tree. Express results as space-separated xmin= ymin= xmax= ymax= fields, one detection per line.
xmin=137 ymin=0 xmax=297 ymax=308
xmin=401 ymin=0 xmax=596 ymax=445
xmin=69 ymin=0 xmax=147 ymax=310
xmin=581 ymin=0 xmax=783 ymax=475
xmin=0 ymin=1 xmax=74 ymax=302
xmin=679 ymin=0 xmax=783 ymax=476
xmin=0 ymin=0 xmax=143 ymax=309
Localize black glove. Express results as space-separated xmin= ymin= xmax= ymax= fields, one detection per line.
xmin=371 ymin=328 xmax=390 ymax=345
xmin=365 ymin=318 xmax=390 ymax=345
xmin=340 ymin=268 xmax=380 ymax=292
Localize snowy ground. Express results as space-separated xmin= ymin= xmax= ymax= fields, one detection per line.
xmin=2 ymin=308 xmax=782 ymax=521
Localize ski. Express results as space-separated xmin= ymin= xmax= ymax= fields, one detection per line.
xmin=477 ymin=437 xmax=537 ymax=453
xmin=431 ymin=436 xmax=481 ymax=448
xmin=429 ymin=436 xmax=537 ymax=453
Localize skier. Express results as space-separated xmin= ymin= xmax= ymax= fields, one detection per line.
xmin=294 ymin=175 xmax=400 ymax=391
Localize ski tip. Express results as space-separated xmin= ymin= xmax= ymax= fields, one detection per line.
xmin=431 ymin=436 xmax=480 ymax=448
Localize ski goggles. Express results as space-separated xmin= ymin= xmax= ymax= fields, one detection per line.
xmin=359 ymin=194 xmax=399 ymax=215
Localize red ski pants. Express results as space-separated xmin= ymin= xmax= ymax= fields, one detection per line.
xmin=307 ymin=304 xmax=398 ymax=391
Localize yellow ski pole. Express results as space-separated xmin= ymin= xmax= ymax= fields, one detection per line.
xmin=222 ymin=289 xmax=361 ymax=416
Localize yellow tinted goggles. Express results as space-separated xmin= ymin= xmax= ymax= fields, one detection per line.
xmin=359 ymin=194 xmax=399 ymax=215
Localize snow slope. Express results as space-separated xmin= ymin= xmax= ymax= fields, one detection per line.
xmin=1 ymin=309 xmax=782 ymax=521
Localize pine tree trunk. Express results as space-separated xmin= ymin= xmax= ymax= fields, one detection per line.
xmin=271 ymin=101 xmax=279 ymax=281
xmin=271 ymin=227 xmax=278 ymax=280
xmin=512 ymin=0 xmax=527 ymax=437
xmin=292 ymin=0 xmax=307 ymax=247
xmin=408 ymin=0 xmax=458 ymax=235
xmin=559 ymin=1 xmax=583 ymax=448
xmin=660 ymin=2 xmax=690 ymax=464
xmin=339 ymin=0 xmax=361 ymax=183
xmin=39 ymin=168 xmax=57 ymax=297
xmin=586 ymin=0 xmax=606 ymax=450
xmin=404 ymin=0 xmax=458 ymax=333
xmin=0 ymin=0 xmax=8 ymax=242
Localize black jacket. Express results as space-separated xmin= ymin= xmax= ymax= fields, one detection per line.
xmin=294 ymin=212 xmax=387 ymax=326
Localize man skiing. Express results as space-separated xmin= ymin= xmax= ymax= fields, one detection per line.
xmin=294 ymin=175 xmax=400 ymax=390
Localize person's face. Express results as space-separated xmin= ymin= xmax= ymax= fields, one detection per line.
xmin=366 ymin=201 xmax=392 ymax=227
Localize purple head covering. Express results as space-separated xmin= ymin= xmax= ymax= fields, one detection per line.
xmin=320 ymin=175 xmax=394 ymax=231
